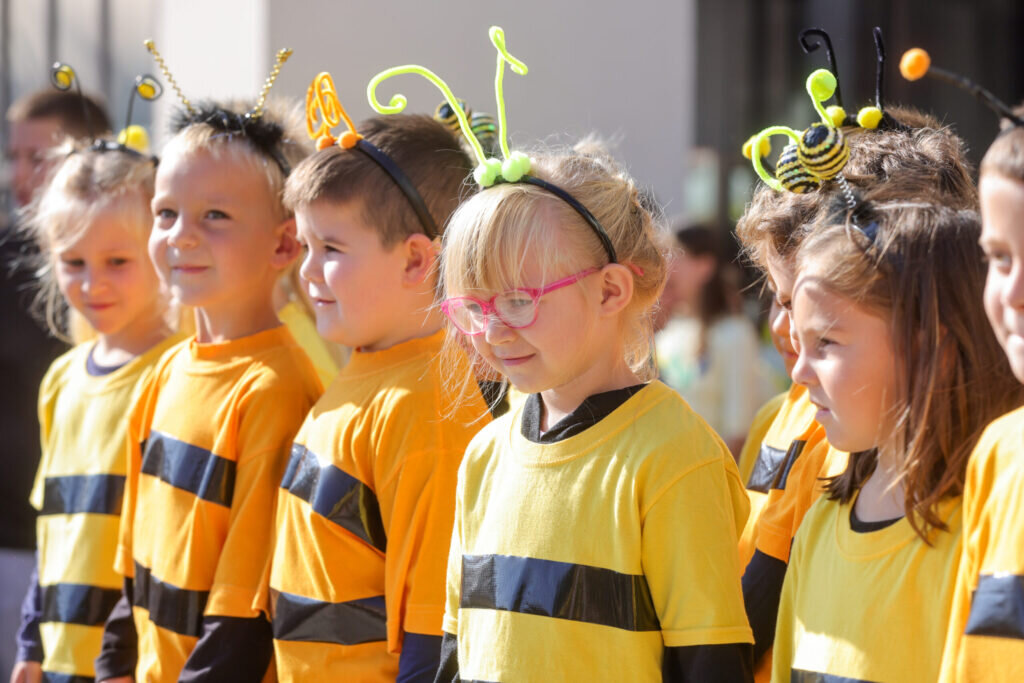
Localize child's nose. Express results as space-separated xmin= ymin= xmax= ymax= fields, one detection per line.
xmin=482 ymin=315 xmax=514 ymax=343
xmin=790 ymin=348 xmax=816 ymax=387
xmin=167 ymin=217 xmax=199 ymax=249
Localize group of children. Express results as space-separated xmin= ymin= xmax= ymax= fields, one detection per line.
xmin=7 ymin=23 xmax=1024 ymax=683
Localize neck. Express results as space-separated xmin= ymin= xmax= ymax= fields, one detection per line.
xmin=539 ymin=340 xmax=641 ymax=431
xmin=854 ymin=446 xmax=906 ymax=522
xmin=94 ymin=308 xmax=173 ymax=366
xmin=194 ymin=297 xmax=281 ymax=343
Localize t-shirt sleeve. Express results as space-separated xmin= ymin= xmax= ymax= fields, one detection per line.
xmin=642 ymin=455 xmax=753 ymax=648
xmin=753 ymin=439 xmax=833 ymax=563
xmin=204 ymin=376 xmax=314 ymax=619
xmin=377 ymin=411 xmax=467 ymax=651
xmin=769 ymin=527 xmax=802 ymax=681
xmin=441 ymin=467 xmax=465 ymax=637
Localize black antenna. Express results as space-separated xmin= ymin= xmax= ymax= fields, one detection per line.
xmin=799 ymin=28 xmax=843 ymax=110
xmin=872 ymin=27 xmax=886 ymax=109
xmin=49 ymin=62 xmax=95 ymax=139
xmin=123 ymin=74 xmax=162 ymax=135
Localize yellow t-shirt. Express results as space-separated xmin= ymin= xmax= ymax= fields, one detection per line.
xmin=443 ymin=381 xmax=753 ymax=682
xmin=115 ymin=326 xmax=322 ymax=682
xmin=772 ymin=493 xmax=962 ymax=683
xmin=939 ymin=406 xmax=1024 ymax=683
xmin=737 ymin=391 xmax=787 ymax=567
xmin=31 ymin=335 xmax=181 ymax=681
xmin=264 ymin=331 xmax=489 ymax=682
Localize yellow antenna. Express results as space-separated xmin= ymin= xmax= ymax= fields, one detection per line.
xmin=250 ymin=48 xmax=293 ymax=120
xmin=144 ymin=39 xmax=195 ymax=115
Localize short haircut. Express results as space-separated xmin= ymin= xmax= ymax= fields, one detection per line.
xmin=979 ymin=105 xmax=1024 ymax=182
xmin=6 ymin=89 xmax=111 ymax=139
xmin=284 ymin=114 xmax=474 ymax=246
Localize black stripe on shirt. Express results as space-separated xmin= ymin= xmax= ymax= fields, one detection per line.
xmin=280 ymin=444 xmax=387 ymax=553
xmin=41 ymin=673 xmax=95 ymax=683
xmin=746 ymin=444 xmax=787 ymax=493
xmin=774 ymin=440 xmax=806 ymax=490
xmin=40 ymin=474 xmax=126 ymax=516
xmin=460 ymin=553 xmax=660 ymax=632
xmin=271 ymin=589 xmax=386 ymax=645
xmin=133 ymin=562 xmax=208 ymax=637
xmin=964 ymin=573 xmax=1024 ymax=640
xmin=140 ymin=431 xmax=235 ymax=508
xmin=39 ymin=583 xmax=122 ymax=627
xmin=789 ymin=670 xmax=876 ymax=682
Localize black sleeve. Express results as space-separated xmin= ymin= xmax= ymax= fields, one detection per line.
xmin=662 ymin=643 xmax=754 ymax=683
xmin=178 ymin=615 xmax=273 ymax=683
xmin=95 ymin=578 xmax=138 ymax=681
xmin=15 ymin=562 xmax=43 ymax=663
xmin=741 ymin=549 xmax=789 ymax=664
xmin=432 ymin=631 xmax=460 ymax=683
xmin=398 ymin=632 xmax=443 ymax=683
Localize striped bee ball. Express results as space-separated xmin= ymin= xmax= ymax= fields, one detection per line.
xmin=798 ymin=123 xmax=849 ymax=180
xmin=470 ymin=112 xmax=498 ymax=152
xmin=433 ymin=99 xmax=469 ymax=134
xmin=776 ymin=144 xmax=821 ymax=194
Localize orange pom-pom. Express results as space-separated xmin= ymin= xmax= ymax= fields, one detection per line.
xmin=339 ymin=131 xmax=361 ymax=149
xmin=316 ymin=134 xmax=336 ymax=150
xmin=900 ymin=48 xmax=931 ymax=81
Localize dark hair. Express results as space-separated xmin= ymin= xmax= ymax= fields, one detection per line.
xmin=673 ymin=224 xmax=737 ymax=328
xmin=6 ymin=89 xmax=111 ymax=139
xmin=802 ymin=196 xmax=1024 ymax=540
xmin=284 ymin=114 xmax=473 ymax=246
xmin=979 ymin=105 xmax=1024 ymax=182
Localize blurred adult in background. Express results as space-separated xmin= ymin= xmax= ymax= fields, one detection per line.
xmin=656 ymin=224 xmax=775 ymax=457
xmin=1 ymin=88 xmax=110 ymax=679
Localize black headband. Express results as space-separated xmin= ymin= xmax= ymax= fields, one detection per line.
xmin=354 ymin=139 xmax=438 ymax=239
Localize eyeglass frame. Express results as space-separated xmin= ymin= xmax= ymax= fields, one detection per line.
xmin=440 ymin=267 xmax=600 ymax=335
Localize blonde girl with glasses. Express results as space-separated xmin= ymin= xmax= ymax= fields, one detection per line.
xmin=435 ymin=140 xmax=754 ymax=682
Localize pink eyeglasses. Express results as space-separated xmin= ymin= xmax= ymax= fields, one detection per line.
xmin=441 ymin=267 xmax=599 ymax=335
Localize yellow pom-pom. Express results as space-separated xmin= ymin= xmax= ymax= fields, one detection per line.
xmin=900 ymin=48 xmax=931 ymax=81
xmin=808 ymin=69 xmax=837 ymax=102
xmin=857 ymin=107 xmax=884 ymax=130
xmin=137 ymin=81 xmax=157 ymax=100
xmin=826 ymin=105 xmax=847 ymax=128
xmin=54 ymin=65 xmax=75 ymax=89
xmin=742 ymin=135 xmax=771 ymax=160
xmin=117 ymin=125 xmax=150 ymax=154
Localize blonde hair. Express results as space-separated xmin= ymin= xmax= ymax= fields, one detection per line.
xmin=21 ymin=143 xmax=157 ymax=340
xmin=799 ymin=195 xmax=1023 ymax=540
xmin=163 ymin=98 xmax=312 ymax=222
xmin=440 ymin=139 xmax=669 ymax=389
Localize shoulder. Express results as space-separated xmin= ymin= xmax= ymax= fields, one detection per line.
xmin=966 ymin=407 xmax=1024 ymax=509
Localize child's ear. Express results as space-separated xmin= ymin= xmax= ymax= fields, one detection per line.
xmin=400 ymin=233 xmax=439 ymax=287
xmin=598 ymin=263 xmax=636 ymax=316
xmin=270 ymin=217 xmax=301 ymax=270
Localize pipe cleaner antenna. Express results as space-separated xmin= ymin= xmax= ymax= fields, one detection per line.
xmin=118 ymin=73 xmax=163 ymax=154
xmin=799 ymin=28 xmax=846 ymax=126
xmin=306 ymin=72 xmax=362 ymax=150
xmin=899 ymin=47 xmax=1024 ymax=127
xmin=144 ymin=39 xmax=195 ymax=116
xmin=250 ymin=48 xmax=292 ymax=120
xmin=488 ymin=26 xmax=531 ymax=183
xmin=50 ymin=62 xmax=98 ymax=139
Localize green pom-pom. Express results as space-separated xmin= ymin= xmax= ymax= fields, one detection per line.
xmin=856 ymin=107 xmax=883 ymax=130
xmin=474 ymin=158 xmax=502 ymax=187
xmin=117 ymin=125 xmax=150 ymax=154
xmin=808 ymin=69 xmax=837 ymax=102
xmin=826 ymin=105 xmax=847 ymax=128
xmin=501 ymin=152 xmax=531 ymax=182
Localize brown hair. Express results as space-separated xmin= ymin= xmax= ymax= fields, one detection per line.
xmin=441 ymin=138 xmax=669 ymax=383
xmin=800 ymin=193 xmax=1023 ymax=540
xmin=7 ymin=89 xmax=111 ymax=139
xmin=736 ymin=107 xmax=976 ymax=271
xmin=283 ymin=114 xmax=473 ymax=246
xmin=979 ymin=105 xmax=1024 ymax=182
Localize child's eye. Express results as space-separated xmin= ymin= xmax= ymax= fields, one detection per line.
xmin=60 ymin=257 xmax=85 ymax=268
xmin=108 ymin=257 xmax=130 ymax=267
xmin=204 ymin=209 xmax=229 ymax=220
xmin=815 ymin=337 xmax=835 ymax=351
xmin=155 ymin=208 xmax=177 ymax=221
xmin=984 ymin=250 xmax=1012 ymax=272
xmin=775 ymin=295 xmax=792 ymax=311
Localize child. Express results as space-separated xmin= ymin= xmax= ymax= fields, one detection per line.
xmin=735 ymin=98 xmax=978 ymax=677
xmin=435 ymin=133 xmax=754 ymax=680
xmin=93 ymin=49 xmax=322 ymax=683
xmin=260 ymin=73 xmax=491 ymax=681
xmin=772 ymin=194 xmax=1022 ymax=682
xmin=9 ymin=141 xmax=179 ymax=683
xmin=899 ymin=48 xmax=1024 ymax=681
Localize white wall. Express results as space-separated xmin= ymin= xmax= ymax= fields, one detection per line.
xmin=7 ymin=0 xmax=696 ymax=212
